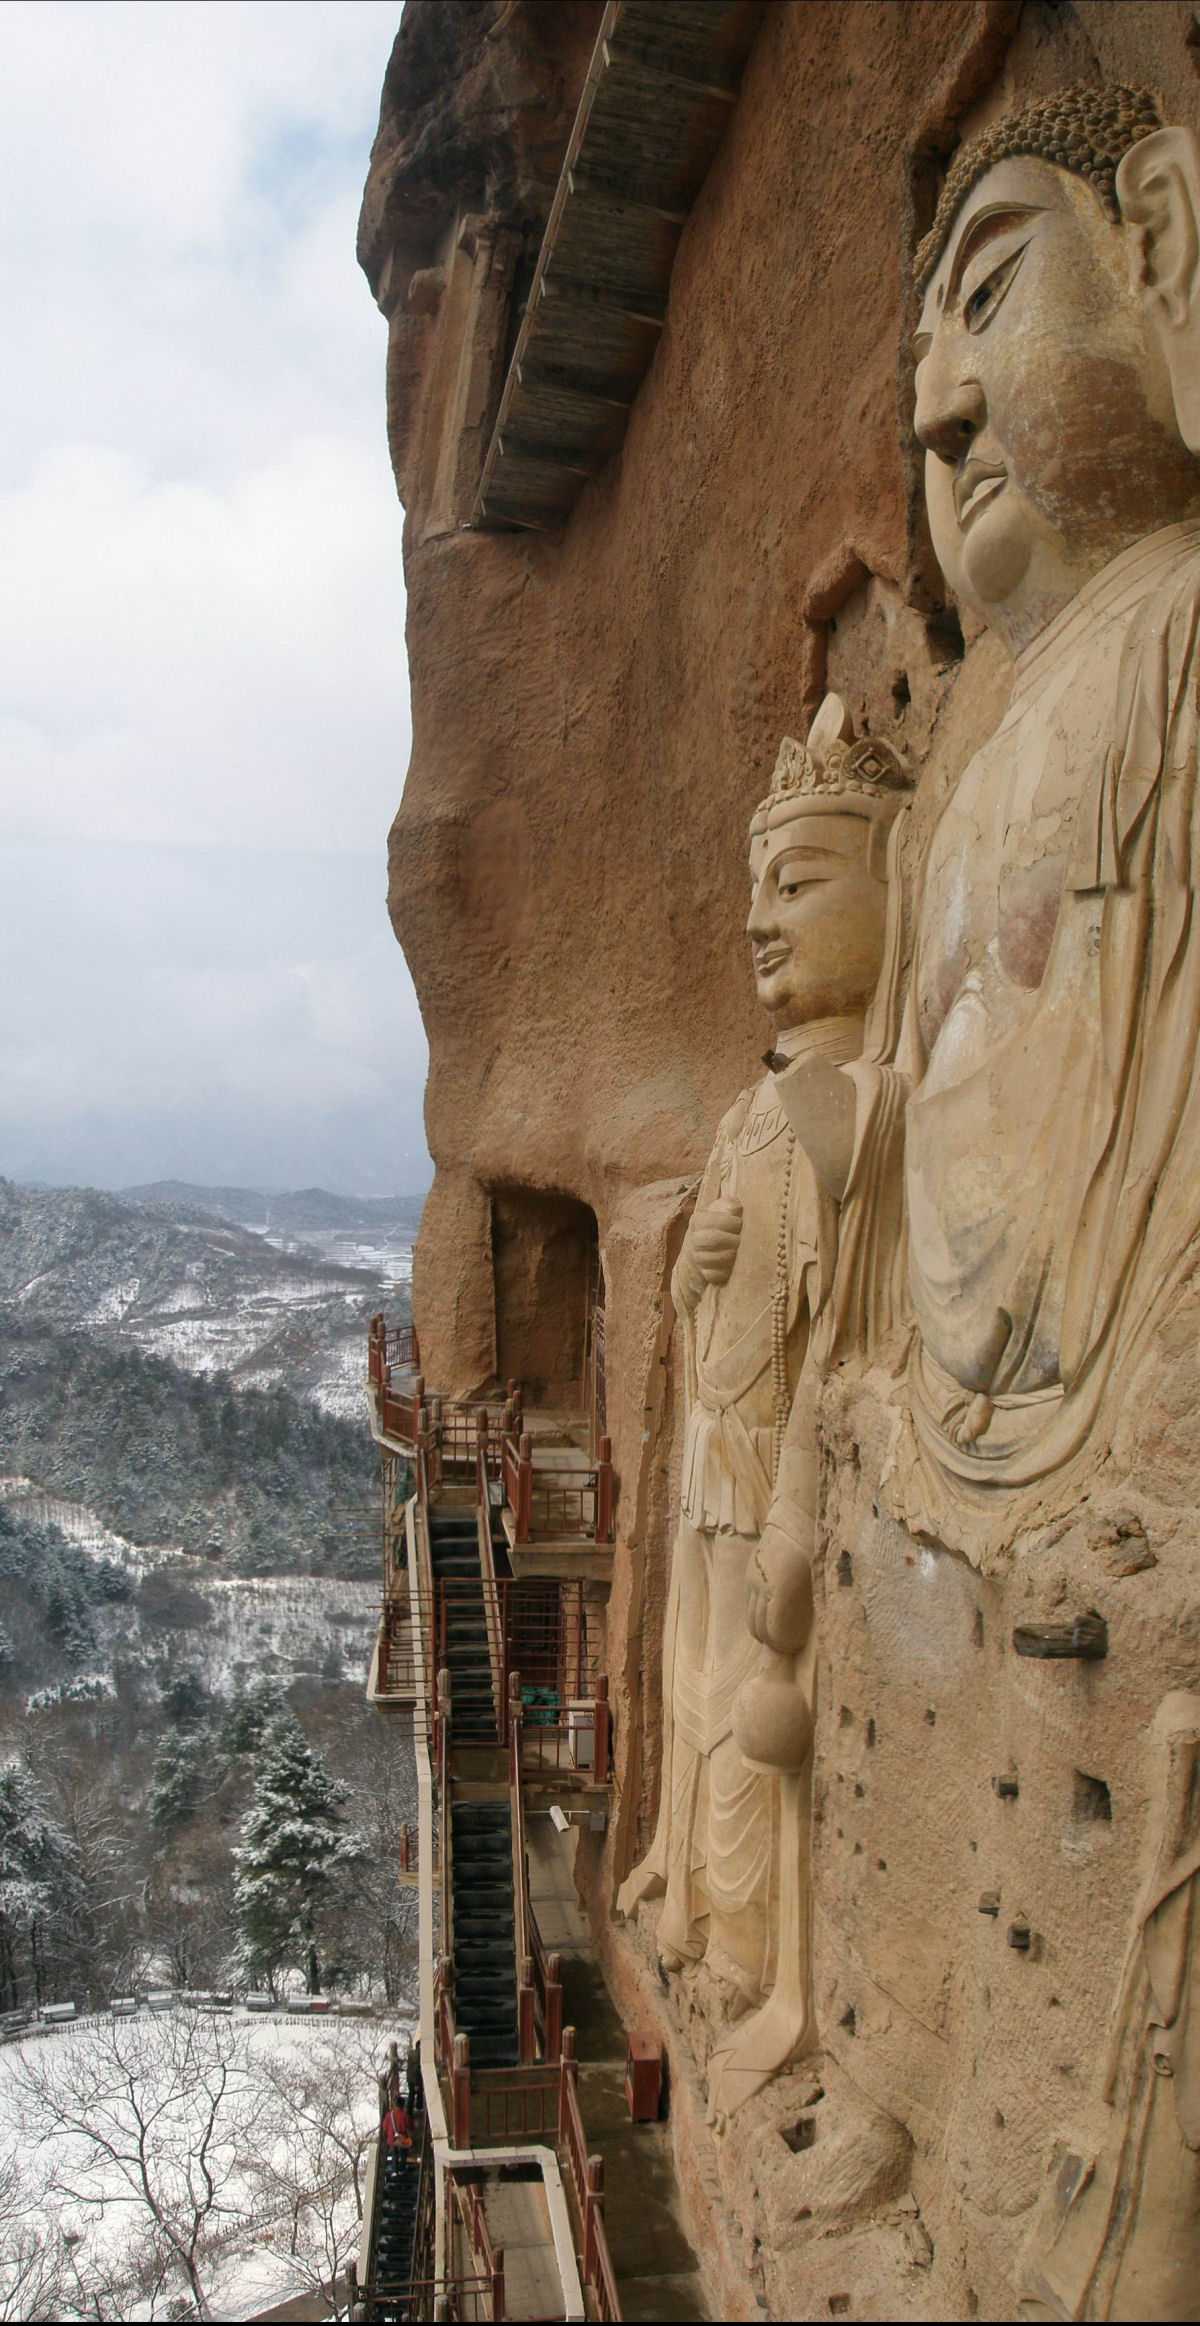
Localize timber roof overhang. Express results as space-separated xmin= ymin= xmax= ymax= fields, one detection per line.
xmin=472 ymin=0 xmax=765 ymax=531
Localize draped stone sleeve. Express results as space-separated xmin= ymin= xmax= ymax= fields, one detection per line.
xmin=1022 ymin=1695 xmax=1200 ymax=2322
xmin=812 ymin=801 xmax=915 ymax=1379
xmin=1061 ymin=558 xmax=1200 ymax=1403
xmin=809 ymin=1058 xmax=908 ymax=1376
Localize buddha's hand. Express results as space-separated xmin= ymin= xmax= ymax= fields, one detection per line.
xmin=745 ymin=1525 xmax=813 ymax=1656
xmin=673 ymin=1197 xmax=743 ymax=1310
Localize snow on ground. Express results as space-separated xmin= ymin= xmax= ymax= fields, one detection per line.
xmin=260 ymin=1226 xmax=414 ymax=1288
xmin=0 ymin=2007 xmax=414 ymax=2321
xmin=75 ymin=1569 xmax=380 ymax=1703
xmin=149 ymin=1572 xmax=380 ymax=1698
xmin=0 ymin=1475 xmax=380 ymax=1700
xmin=0 ymin=1474 xmax=166 ymax=1573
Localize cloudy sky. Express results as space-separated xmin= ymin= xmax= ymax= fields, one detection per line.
xmin=0 ymin=0 xmax=431 ymax=1197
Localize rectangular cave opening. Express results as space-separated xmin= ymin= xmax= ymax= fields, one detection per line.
xmin=489 ymin=1182 xmax=602 ymax=1422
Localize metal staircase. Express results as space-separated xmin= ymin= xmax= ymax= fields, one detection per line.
xmin=428 ymin=1509 xmax=497 ymax=1742
xmin=449 ymin=1801 xmax=519 ymax=2069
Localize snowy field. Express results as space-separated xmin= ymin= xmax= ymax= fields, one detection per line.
xmin=0 ymin=2005 xmax=414 ymax=2321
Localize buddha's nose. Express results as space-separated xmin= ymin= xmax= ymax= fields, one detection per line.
xmin=915 ymin=361 xmax=987 ymax=465
xmin=746 ymin=888 xmax=776 ymax=943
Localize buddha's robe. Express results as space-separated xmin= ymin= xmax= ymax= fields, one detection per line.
xmin=905 ymin=521 xmax=1200 ymax=1512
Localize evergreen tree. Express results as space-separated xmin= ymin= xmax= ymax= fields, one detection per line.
xmin=158 ymin=1669 xmax=210 ymax=1726
xmin=233 ymin=1717 xmax=363 ymax=1995
xmin=219 ymin=1677 xmax=285 ymax=1758
xmin=0 ymin=1758 xmax=85 ymax=2011
xmin=149 ymin=1733 xmax=209 ymax=1834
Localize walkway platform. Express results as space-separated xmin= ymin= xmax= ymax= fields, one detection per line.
xmin=526 ymin=1821 xmax=710 ymax=2324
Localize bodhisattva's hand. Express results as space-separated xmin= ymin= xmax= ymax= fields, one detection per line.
xmin=745 ymin=1525 xmax=814 ymax=1657
xmin=674 ymin=1198 xmax=743 ymax=1309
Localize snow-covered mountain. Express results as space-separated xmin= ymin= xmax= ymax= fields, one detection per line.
xmin=0 ymin=1179 xmax=417 ymax=1419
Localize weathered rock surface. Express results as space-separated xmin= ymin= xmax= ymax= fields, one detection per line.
xmin=362 ymin=2 xmax=1200 ymax=2315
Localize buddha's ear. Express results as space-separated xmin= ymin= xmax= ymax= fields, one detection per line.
xmin=1117 ymin=126 xmax=1200 ymax=450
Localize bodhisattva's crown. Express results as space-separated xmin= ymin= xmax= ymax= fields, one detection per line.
xmin=751 ymin=695 xmax=912 ymax=828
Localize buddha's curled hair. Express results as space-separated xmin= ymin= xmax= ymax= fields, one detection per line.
xmin=914 ymin=83 xmax=1163 ymax=293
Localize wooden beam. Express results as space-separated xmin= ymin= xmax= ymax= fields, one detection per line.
xmin=539 ymin=275 xmax=667 ymax=329
xmin=601 ymin=36 xmax=739 ymax=103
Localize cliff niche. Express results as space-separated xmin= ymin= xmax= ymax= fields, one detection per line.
xmin=361 ymin=4 xmax=1200 ymax=2316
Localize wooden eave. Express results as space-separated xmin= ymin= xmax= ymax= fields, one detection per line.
xmin=472 ymin=0 xmax=765 ymax=532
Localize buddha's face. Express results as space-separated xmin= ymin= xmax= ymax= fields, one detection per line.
xmin=915 ymin=155 xmax=1200 ymax=653
xmin=746 ymin=808 xmax=887 ymax=1031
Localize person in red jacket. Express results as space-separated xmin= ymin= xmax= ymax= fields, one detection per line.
xmin=382 ymin=2099 xmax=412 ymax=2176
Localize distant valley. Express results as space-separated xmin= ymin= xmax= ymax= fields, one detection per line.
xmin=0 ymin=1177 xmax=419 ymax=1420
xmin=0 ymin=1175 xmax=422 ymax=1576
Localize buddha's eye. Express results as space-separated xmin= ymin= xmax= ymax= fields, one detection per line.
xmin=962 ymin=245 xmax=1025 ymax=334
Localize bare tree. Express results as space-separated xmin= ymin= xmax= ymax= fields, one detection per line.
xmin=6 ymin=2009 xmax=267 ymax=2320
xmin=245 ymin=2024 xmax=386 ymax=2315
xmin=0 ymin=2145 xmax=69 ymax=2323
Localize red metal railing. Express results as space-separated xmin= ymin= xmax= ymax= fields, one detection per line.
xmin=387 ymin=2275 xmax=493 ymax=2323
xmin=508 ymin=1677 xmax=564 ymax=2061
xmin=518 ymin=1679 xmax=611 ymax=1787
xmin=424 ymin=1579 xmax=611 ymax=1773
xmin=368 ymin=1313 xmax=420 ymax=1378
xmin=500 ymin=1432 xmax=614 ymax=1545
xmin=444 ymin=2039 xmax=622 ymax=2320
xmin=373 ymin=1602 xmax=420 ymax=1702
xmin=380 ymin=1382 xmax=424 ymax=1447
xmin=508 ymin=1678 xmax=536 ymax=2065
xmin=469 ymin=2063 xmax=559 ymax=2143
xmin=370 ymin=1316 xmax=616 ymax=1545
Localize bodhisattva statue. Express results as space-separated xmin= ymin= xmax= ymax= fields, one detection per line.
xmin=899 ymin=84 xmax=1200 ymax=2320
xmin=619 ymin=700 xmax=912 ymax=2120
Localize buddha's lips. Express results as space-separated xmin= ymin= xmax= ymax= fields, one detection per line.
xmin=754 ymin=946 xmax=790 ymax=975
xmin=956 ymin=460 xmax=1006 ymax=527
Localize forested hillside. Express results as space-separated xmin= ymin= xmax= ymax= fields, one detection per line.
xmin=0 ymin=1325 xmax=374 ymax=1574
xmin=0 ymin=1180 xmax=420 ymax=2019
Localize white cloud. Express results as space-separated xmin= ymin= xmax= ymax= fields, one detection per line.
xmin=0 ymin=434 xmax=408 ymax=853
xmin=0 ymin=0 xmax=427 ymax=1190
xmin=0 ymin=840 xmax=430 ymax=1193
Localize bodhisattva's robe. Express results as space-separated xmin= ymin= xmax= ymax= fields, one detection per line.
xmin=648 ymin=1064 xmax=829 ymax=2002
xmin=1022 ymin=1696 xmax=1200 ymax=2323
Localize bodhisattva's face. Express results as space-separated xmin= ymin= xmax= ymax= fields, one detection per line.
xmin=915 ymin=155 xmax=1200 ymax=654
xmin=746 ymin=809 xmax=886 ymax=1031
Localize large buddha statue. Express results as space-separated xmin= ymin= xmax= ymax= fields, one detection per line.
xmin=900 ymin=85 xmax=1200 ymax=1544
xmin=900 ymin=86 xmax=1200 ymax=2318
xmin=619 ymin=700 xmax=912 ymax=2119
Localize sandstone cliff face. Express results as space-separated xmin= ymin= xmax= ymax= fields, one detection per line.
xmin=362 ymin=4 xmax=1200 ymax=2317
